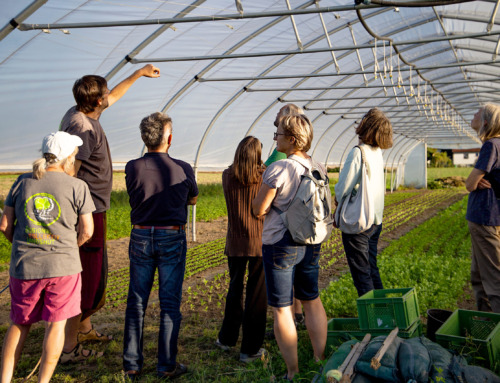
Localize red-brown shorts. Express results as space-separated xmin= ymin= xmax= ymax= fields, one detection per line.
xmin=10 ymin=273 xmax=81 ymax=324
xmin=79 ymin=211 xmax=108 ymax=320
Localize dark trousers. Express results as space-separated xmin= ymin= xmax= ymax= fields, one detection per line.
xmin=218 ymin=257 xmax=267 ymax=354
xmin=80 ymin=211 xmax=108 ymax=320
xmin=342 ymin=224 xmax=384 ymax=297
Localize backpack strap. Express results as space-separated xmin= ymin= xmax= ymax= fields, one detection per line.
xmin=271 ymin=155 xmax=313 ymax=215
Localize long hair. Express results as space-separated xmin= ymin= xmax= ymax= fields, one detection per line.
xmin=355 ymin=108 xmax=393 ymax=149
xmin=32 ymin=148 xmax=78 ymax=180
xmin=231 ymin=136 xmax=262 ymax=185
xmin=478 ymin=104 xmax=500 ymax=142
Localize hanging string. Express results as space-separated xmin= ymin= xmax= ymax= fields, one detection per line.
xmin=373 ymin=38 xmax=379 ymax=79
xmin=383 ymin=41 xmax=387 ymax=79
xmin=417 ymin=76 xmax=421 ymax=102
xmin=397 ymin=55 xmax=403 ymax=88
xmin=409 ymin=68 xmax=414 ymax=97
xmin=389 ymin=41 xmax=393 ymax=79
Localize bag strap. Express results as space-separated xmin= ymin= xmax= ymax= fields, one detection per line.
xmin=356 ymin=145 xmax=370 ymax=175
xmin=271 ymin=155 xmax=314 ymax=215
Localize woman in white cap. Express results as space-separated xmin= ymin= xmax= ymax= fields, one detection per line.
xmin=0 ymin=132 xmax=95 ymax=383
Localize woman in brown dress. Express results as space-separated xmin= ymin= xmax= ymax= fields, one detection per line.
xmin=215 ymin=136 xmax=267 ymax=363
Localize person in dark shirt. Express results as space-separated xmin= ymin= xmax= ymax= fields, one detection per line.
xmin=465 ymin=104 xmax=500 ymax=313
xmin=123 ymin=112 xmax=198 ymax=380
xmin=60 ymin=64 xmax=161 ymax=362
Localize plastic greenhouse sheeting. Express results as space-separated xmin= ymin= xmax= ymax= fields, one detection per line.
xmin=0 ymin=0 xmax=492 ymax=172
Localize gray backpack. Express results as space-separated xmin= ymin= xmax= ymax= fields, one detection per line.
xmin=273 ymin=158 xmax=334 ymax=245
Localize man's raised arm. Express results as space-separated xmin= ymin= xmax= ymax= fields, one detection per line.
xmin=107 ymin=64 xmax=160 ymax=107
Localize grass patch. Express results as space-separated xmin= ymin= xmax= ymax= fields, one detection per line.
xmin=427 ymin=167 xmax=472 ymax=183
xmin=195 ymin=183 xmax=227 ymax=222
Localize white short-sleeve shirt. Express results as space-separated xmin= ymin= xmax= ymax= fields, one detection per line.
xmin=262 ymin=155 xmax=326 ymax=245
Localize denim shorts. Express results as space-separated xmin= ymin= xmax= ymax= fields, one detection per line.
xmin=262 ymin=230 xmax=321 ymax=308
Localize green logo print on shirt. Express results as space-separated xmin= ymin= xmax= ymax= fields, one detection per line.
xmin=24 ymin=193 xmax=62 ymax=245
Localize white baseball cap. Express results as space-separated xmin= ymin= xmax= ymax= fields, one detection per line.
xmin=42 ymin=131 xmax=83 ymax=161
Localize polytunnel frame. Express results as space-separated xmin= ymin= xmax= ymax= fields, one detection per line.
xmin=173 ymin=5 xmax=395 ymax=238
xmin=133 ymin=1 xmax=488 ymax=174
xmin=3 ymin=0 xmax=495 ymax=239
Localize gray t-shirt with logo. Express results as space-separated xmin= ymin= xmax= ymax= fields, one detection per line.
xmin=5 ymin=172 xmax=95 ymax=279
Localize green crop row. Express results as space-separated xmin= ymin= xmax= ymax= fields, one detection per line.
xmin=318 ymin=189 xmax=463 ymax=270
xmin=320 ymin=196 xmax=471 ymax=318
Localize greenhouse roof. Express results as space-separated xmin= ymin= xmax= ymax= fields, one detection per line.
xmin=0 ymin=0 xmax=494 ymax=170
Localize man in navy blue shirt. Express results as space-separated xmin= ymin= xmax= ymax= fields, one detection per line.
xmin=123 ymin=112 xmax=198 ymax=380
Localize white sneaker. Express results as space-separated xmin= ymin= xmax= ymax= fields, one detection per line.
xmin=239 ymin=348 xmax=267 ymax=363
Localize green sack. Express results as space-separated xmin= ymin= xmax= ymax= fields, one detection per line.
xmin=355 ymin=335 xmax=403 ymax=382
xmin=397 ymin=337 xmax=431 ymax=383
xmin=318 ymin=340 xmax=359 ymax=383
xmin=420 ymin=336 xmax=455 ymax=382
xmin=318 ymin=340 xmax=384 ymax=383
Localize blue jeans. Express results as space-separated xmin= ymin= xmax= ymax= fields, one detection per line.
xmin=123 ymin=228 xmax=186 ymax=373
xmin=262 ymin=230 xmax=321 ymax=308
xmin=341 ymin=224 xmax=384 ymax=297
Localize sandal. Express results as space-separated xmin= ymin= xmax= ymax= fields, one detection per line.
xmin=59 ymin=343 xmax=103 ymax=364
xmin=77 ymin=325 xmax=113 ymax=343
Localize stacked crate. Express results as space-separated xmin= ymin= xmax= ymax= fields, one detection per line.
xmin=327 ymin=287 xmax=422 ymax=350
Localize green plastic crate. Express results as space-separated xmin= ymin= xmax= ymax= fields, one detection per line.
xmin=326 ymin=317 xmax=422 ymax=350
xmin=356 ymin=287 xmax=420 ymax=330
xmin=435 ymin=309 xmax=500 ymax=373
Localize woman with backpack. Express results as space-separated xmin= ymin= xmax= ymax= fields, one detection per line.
xmin=334 ymin=108 xmax=393 ymax=297
xmin=0 ymin=132 xmax=95 ymax=383
xmin=215 ymin=136 xmax=268 ymax=363
xmin=465 ymin=104 xmax=500 ymax=313
xmin=253 ymin=113 xmax=328 ymax=381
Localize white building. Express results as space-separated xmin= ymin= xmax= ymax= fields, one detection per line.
xmin=452 ymin=149 xmax=480 ymax=167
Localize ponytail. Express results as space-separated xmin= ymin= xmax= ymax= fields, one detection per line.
xmin=32 ymin=153 xmax=58 ymax=180
xmin=32 ymin=158 xmax=47 ymax=180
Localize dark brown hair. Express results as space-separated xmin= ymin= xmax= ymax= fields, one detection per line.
xmin=231 ymin=136 xmax=262 ymax=185
xmin=73 ymin=75 xmax=108 ymax=114
xmin=355 ymin=108 xmax=393 ymax=149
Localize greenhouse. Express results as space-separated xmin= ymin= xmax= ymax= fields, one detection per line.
xmin=1 ymin=1 xmax=500 ymax=382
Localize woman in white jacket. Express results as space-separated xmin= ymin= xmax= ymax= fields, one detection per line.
xmin=334 ymin=108 xmax=393 ymax=297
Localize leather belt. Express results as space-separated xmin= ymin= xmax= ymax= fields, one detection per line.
xmin=133 ymin=225 xmax=185 ymax=230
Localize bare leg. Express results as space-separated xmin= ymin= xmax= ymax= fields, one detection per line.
xmin=0 ymin=322 xmax=31 ymax=383
xmin=293 ymin=298 xmax=303 ymax=315
xmin=63 ymin=314 xmax=81 ymax=353
xmin=272 ymin=306 xmax=299 ymax=379
xmin=302 ymin=297 xmax=327 ymax=361
xmin=38 ymin=320 xmax=66 ymax=383
xmin=79 ymin=316 xmax=92 ymax=333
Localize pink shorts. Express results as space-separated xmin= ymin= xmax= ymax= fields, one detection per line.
xmin=10 ymin=273 xmax=82 ymax=325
